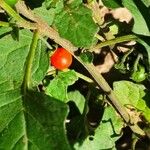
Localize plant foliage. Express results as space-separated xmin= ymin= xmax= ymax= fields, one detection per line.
xmin=0 ymin=0 xmax=150 ymax=149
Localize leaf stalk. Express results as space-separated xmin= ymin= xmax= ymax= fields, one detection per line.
xmin=23 ymin=30 xmax=39 ymax=93
xmin=92 ymin=34 xmax=138 ymax=51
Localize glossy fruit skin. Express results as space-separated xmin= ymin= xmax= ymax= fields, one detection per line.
xmin=5 ymin=0 xmax=18 ymax=7
xmin=50 ymin=48 xmax=72 ymax=70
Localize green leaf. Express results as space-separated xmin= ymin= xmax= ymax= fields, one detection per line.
xmin=109 ymin=24 xmax=119 ymax=36
xmin=0 ymin=28 xmax=49 ymax=88
xmin=80 ymin=51 xmax=94 ymax=63
xmin=45 ymin=0 xmax=60 ymax=9
xmin=123 ymin=0 xmax=150 ymax=36
xmin=74 ymin=107 xmax=123 ymax=150
xmin=0 ymin=90 xmax=71 ymax=149
xmin=143 ymin=107 xmax=150 ymax=121
xmin=54 ymin=5 xmax=98 ymax=47
xmin=32 ymin=39 xmax=49 ymax=86
xmin=68 ymin=90 xmax=85 ymax=114
xmin=102 ymin=0 xmax=122 ymax=8
xmin=0 ymin=27 xmax=12 ymax=36
xmin=45 ymin=70 xmax=78 ymax=101
xmin=4 ymin=0 xmax=18 ymax=7
xmin=0 ymin=29 xmax=32 ymax=88
xmin=33 ymin=3 xmax=56 ymax=25
xmin=58 ymin=70 xmax=78 ymax=86
xmin=45 ymin=0 xmax=64 ymax=13
xmin=46 ymin=77 xmax=68 ymax=101
xmin=11 ymin=27 xmax=19 ymax=41
xmin=25 ymin=91 xmax=71 ymax=150
xmin=137 ymin=34 xmax=150 ymax=72
xmin=0 ymin=28 xmax=71 ymax=149
xmin=113 ymin=81 xmax=150 ymax=122
xmin=68 ymin=0 xmax=82 ymax=8
xmin=113 ymin=81 xmax=145 ymax=106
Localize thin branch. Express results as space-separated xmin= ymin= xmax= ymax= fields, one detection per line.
xmin=0 ymin=0 xmax=36 ymax=29
xmin=91 ymin=34 xmax=138 ymax=51
xmin=76 ymin=71 xmax=93 ymax=83
xmin=15 ymin=1 xmax=78 ymax=52
xmin=40 ymin=36 xmax=53 ymax=50
xmin=0 ymin=21 xmax=9 ymax=27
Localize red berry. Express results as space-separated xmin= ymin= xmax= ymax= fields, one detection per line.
xmin=50 ymin=47 xmax=72 ymax=70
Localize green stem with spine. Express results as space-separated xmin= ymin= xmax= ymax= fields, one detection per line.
xmin=23 ymin=30 xmax=39 ymax=93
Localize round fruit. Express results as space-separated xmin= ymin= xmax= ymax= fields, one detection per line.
xmin=4 ymin=0 xmax=18 ymax=7
xmin=130 ymin=65 xmax=147 ymax=82
xmin=50 ymin=47 xmax=72 ymax=70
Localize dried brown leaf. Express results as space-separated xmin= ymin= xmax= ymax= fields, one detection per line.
xmin=111 ymin=8 xmax=132 ymax=23
xmin=96 ymin=50 xmax=118 ymax=73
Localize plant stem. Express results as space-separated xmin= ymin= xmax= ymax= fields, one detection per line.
xmin=47 ymin=69 xmax=56 ymax=76
xmin=95 ymin=34 xmax=105 ymax=42
xmin=23 ymin=30 xmax=39 ymax=93
xmin=82 ymin=88 xmax=91 ymax=117
xmin=137 ymin=38 xmax=150 ymax=72
xmin=0 ymin=21 xmax=9 ymax=27
xmin=0 ymin=0 xmax=36 ymax=29
xmin=133 ymin=53 xmax=142 ymax=72
xmin=82 ymin=88 xmax=91 ymax=135
xmin=73 ymin=54 xmax=145 ymax=136
xmin=0 ymin=0 xmax=21 ymax=20
xmin=75 ymin=72 xmax=93 ymax=83
xmin=92 ymin=34 xmax=138 ymax=51
xmin=1 ymin=0 xmax=145 ymax=136
xmin=85 ymin=63 xmax=145 ymax=136
xmin=64 ymin=69 xmax=93 ymax=83
xmin=40 ymin=36 xmax=53 ymax=50
xmin=86 ymin=64 xmax=130 ymax=120
xmin=121 ymin=48 xmax=134 ymax=64
xmin=87 ymin=0 xmax=94 ymax=4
